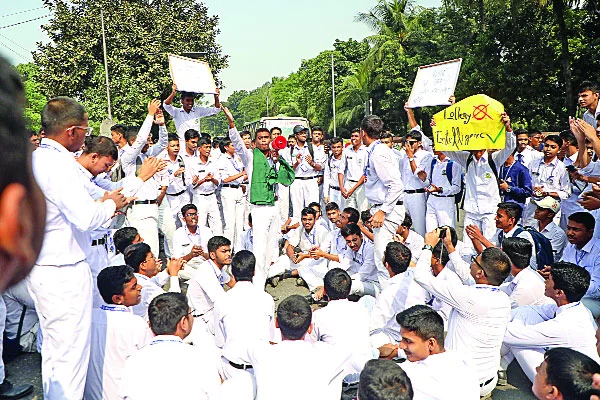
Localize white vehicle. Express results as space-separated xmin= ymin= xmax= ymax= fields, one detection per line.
xmin=243 ymin=116 xmax=310 ymax=137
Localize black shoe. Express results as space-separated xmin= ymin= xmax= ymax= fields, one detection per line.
xmin=0 ymin=380 xmax=34 ymax=400
xmin=269 ymin=275 xmax=281 ymax=288
xmin=281 ymin=270 xmax=294 ymax=280
xmin=497 ymin=369 xmax=508 ymax=386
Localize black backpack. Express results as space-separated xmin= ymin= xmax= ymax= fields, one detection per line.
xmin=499 ymin=226 xmax=554 ymax=270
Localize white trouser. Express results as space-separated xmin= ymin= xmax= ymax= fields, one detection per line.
xmin=426 ymin=195 xmax=456 ymax=231
xmin=326 ymin=186 xmax=344 ymax=209
xmin=277 ymin=184 xmax=290 ymax=224
xmin=221 ymin=187 xmax=245 ymax=251
xmin=350 ymin=279 xmax=380 ymax=298
xmin=344 ymin=180 xmax=368 ymax=212
xmin=88 ymin=242 xmax=109 ymax=308
xmin=26 ymin=262 xmax=93 ymax=399
xmin=250 ymin=204 xmax=281 ymax=288
xmin=159 ymin=199 xmax=176 ymax=258
xmin=404 ymin=192 xmax=427 ymax=236
xmin=480 ymin=375 xmax=499 ymax=397
xmin=370 ymin=328 xmax=399 ymax=349
xmin=166 ymin=192 xmax=189 ymax=230
xmin=290 ymin=177 xmax=319 ymax=217
xmin=270 ymin=255 xmax=329 ymax=291
xmin=193 ymin=192 xmax=223 ymax=235
xmin=462 ymin=212 xmax=496 ymax=254
xmin=127 ymin=203 xmax=159 ymax=256
xmin=2 ymin=282 xmax=38 ymax=353
xmin=372 ymin=204 xmax=406 ymax=289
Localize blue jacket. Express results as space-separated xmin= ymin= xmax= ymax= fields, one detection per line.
xmin=499 ymin=160 xmax=533 ymax=206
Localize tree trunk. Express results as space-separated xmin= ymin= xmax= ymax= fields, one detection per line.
xmin=478 ymin=0 xmax=486 ymax=30
xmin=552 ymin=0 xmax=575 ymax=116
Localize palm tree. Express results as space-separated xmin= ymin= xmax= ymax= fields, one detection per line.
xmin=330 ymin=60 xmax=375 ymax=131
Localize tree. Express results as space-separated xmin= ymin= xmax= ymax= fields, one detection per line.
xmin=34 ymin=0 xmax=228 ymax=125
xmin=332 ymin=60 xmax=375 ymax=131
xmin=16 ymin=63 xmax=46 ymax=131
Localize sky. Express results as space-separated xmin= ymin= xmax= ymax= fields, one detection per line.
xmin=0 ymin=0 xmax=440 ymax=100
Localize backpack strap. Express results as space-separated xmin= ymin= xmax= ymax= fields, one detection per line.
xmin=135 ymin=156 xmax=142 ymax=177
xmin=430 ymin=157 xmax=437 ymax=181
xmin=177 ymin=155 xmax=186 ymax=185
xmin=446 ymin=160 xmax=453 ymax=184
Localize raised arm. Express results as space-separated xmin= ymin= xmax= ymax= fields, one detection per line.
xmin=223 ymin=107 xmax=252 ymax=167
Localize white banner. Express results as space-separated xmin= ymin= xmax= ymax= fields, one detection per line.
xmin=168 ymin=54 xmax=217 ymax=94
xmin=406 ymin=58 xmax=462 ymax=108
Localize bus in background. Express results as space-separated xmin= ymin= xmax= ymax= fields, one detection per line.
xmin=243 ymin=116 xmax=310 ymax=138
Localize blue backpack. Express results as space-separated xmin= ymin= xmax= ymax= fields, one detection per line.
xmin=509 ymin=226 xmax=554 ymax=270
xmin=430 ymin=158 xmax=464 ymax=205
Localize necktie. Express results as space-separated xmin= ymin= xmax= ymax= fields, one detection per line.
xmin=516 ymin=153 xmax=524 ymax=164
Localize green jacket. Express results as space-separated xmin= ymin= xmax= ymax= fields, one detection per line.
xmin=250 ymin=148 xmax=295 ymax=205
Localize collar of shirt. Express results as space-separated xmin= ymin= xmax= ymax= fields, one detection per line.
xmin=473 ymin=283 xmax=501 ymax=292
xmin=504 ymin=225 xmax=520 ymax=237
xmin=404 ymin=230 xmax=419 ymax=245
xmin=208 ymin=260 xmax=224 ymax=279
xmin=134 ymin=273 xmax=152 ymax=284
xmin=198 ymin=157 xmax=213 ymax=166
xmin=182 ymin=150 xmax=197 ymax=158
xmin=38 ymin=137 xmax=71 ymax=154
xmin=579 ymin=237 xmax=599 ymax=254
xmin=348 ymin=145 xmax=366 ymax=154
xmin=100 ymin=304 xmax=130 ymax=312
xmin=179 ymin=106 xmax=197 ymax=114
xmin=353 ymin=237 xmax=367 ymax=261
xmin=537 ymin=156 xmax=558 ymax=167
xmin=555 ymin=301 xmax=581 ymax=316
xmin=76 ymin=162 xmax=94 ymax=181
xmin=539 ymin=222 xmax=557 ymax=234
xmin=511 ymin=266 xmax=534 ymax=285
xmin=150 ymin=335 xmax=184 ymax=345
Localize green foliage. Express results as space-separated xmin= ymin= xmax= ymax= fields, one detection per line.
xmin=16 ymin=63 xmax=45 ymax=132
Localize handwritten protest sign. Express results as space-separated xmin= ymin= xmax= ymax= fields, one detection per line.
xmin=406 ymin=59 xmax=462 ymax=108
xmin=432 ymin=94 xmax=505 ymax=151
xmin=168 ymin=54 xmax=217 ymax=94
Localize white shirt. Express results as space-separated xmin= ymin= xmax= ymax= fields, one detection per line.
xmin=161 ymin=152 xmax=188 ymax=195
xmin=493 ymin=225 xmax=537 ymax=269
xmin=240 ymin=228 xmax=253 ymax=252
xmin=214 ymin=281 xmax=275 ymax=365
xmin=400 ymin=350 xmax=480 ymax=400
xmin=341 ymin=238 xmax=378 ymax=283
xmin=290 ymin=143 xmax=326 ymax=178
xmin=369 ymin=270 xmax=428 ymax=343
xmin=412 ymin=249 xmax=511 ymax=385
xmin=172 ymin=225 xmax=213 ymax=261
xmin=84 ymin=305 xmax=153 ymax=400
xmin=402 ymin=230 xmax=424 ymax=264
xmin=121 ymin=115 xmax=168 ymax=177
xmin=504 ymin=301 xmax=600 ymax=363
xmin=398 ymin=148 xmax=433 ymax=190
xmin=287 ymin=224 xmax=331 ymax=253
xmin=248 ymin=340 xmax=349 ymax=400
xmin=310 ymin=299 xmax=373 ymax=380
xmin=162 ymin=102 xmax=221 ymax=139
xmin=583 ymin=102 xmax=600 ymax=127
xmin=499 ymin=267 xmax=550 ymax=308
xmin=561 ymin=238 xmax=600 ymax=299
xmin=364 ymin=140 xmax=404 ymax=213
xmin=426 ymin=156 xmax=463 ymax=197
xmin=132 ymin=271 xmax=180 ymax=321
xmin=192 ymin=157 xmax=220 ymax=195
xmin=217 ymin=153 xmax=246 ymax=186
xmin=33 ymin=138 xmax=116 ymax=266
xmin=186 ymin=260 xmax=231 ymax=319
xmin=529 ymin=155 xmax=571 ymax=200
xmin=330 ymin=228 xmax=348 ymax=256
xmin=427 ymin=266 xmax=463 ymax=330
xmin=341 ymin=145 xmax=368 ymax=182
xmin=443 ymin=131 xmax=516 ymax=215
xmin=120 ymin=335 xmax=221 ymax=400
xmin=538 ymin=221 xmax=567 ymax=261
xmin=323 ymin=155 xmax=345 ymax=197
xmin=515 ymin=146 xmax=542 ymax=169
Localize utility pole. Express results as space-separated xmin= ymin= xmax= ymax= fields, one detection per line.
xmin=101 ymin=11 xmax=112 ymax=120
xmin=331 ymin=53 xmax=336 ymax=137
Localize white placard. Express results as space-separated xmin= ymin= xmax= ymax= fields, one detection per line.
xmin=168 ymin=54 xmax=217 ymax=94
xmin=406 ymin=58 xmax=462 ymax=108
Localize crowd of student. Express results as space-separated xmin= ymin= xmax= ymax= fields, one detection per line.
xmin=4 ymin=51 xmax=600 ymax=399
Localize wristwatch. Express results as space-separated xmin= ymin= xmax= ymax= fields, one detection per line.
xmin=505 ymin=186 xmax=511 ymax=193
xmin=422 ymin=244 xmax=434 ymax=252
xmin=408 ymin=158 xmax=415 ymax=162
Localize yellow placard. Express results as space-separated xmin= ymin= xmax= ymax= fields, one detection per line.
xmin=432 ymin=94 xmax=505 ymax=151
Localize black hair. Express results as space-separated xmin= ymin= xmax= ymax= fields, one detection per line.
xmin=240 ymin=130 xmax=252 ymax=139
xmin=110 ymin=124 xmax=127 ymax=135
xmin=351 ymin=128 xmax=361 ymax=135
xmin=528 ymin=129 xmax=542 ymax=137
xmin=578 ymin=81 xmax=600 ymax=94
xmin=168 ymin=133 xmax=179 ymax=143
xmin=125 ymin=127 xmax=139 ymax=144
xmin=514 ymin=128 xmax=528 ymax=136
xmin=445 ymin=226 xmax=458 ymax=247
xmin=568 ymin=212 xmax=596 ymax=231
xmin=544 ymin=347 xmax=600 ymax=399
xmin=560 ymin=130 xmax=578 ymax=147
xmin=219 ymin=137 xmax=232 ymax=153
xmin=231 ymin=250 xmax=255 ymax=281
xmin=431 ymin=241 xmax=450 ymax=266
xmin=123 ymin=243 xmax=151 ymax=273
xmin=480 ymin=247 xmax=512 ymax=286
xmin=340 ymin=223 xmax=362 ymax=238
xmin=148 ymin=292 xmax=189 ymax=335
xmin=342 ymin=207 xmax=360 ymax=224
xmin=198 ymin=136 xmax=211 ymax=147
xmin=406 ymin=130 xmax=422 ymax=141
xmin=184 ymin=129 xmax=200 ymax=141
xmin=301 ymin=207 xmax=317 ymax=218
xmin=248 ymin=213 xmax=252 ymax=224
xmin=270 ymin=127 xmax=282 ymax=134
xmin=497 ymin=201 xmax=523 ymax=223
xmin=380 ymin=132 xmax=392 ymax=140
xmin=544 ymin=134 xmax=564 ymax=149
xmin=97 ymin=265 xmax=135 ymax=304
xmin=312 ymin=126 xmax=323 ymax=133
xmin=330 ymin=137 xmax=343 ymax=145
xmin=308 ymin=202 xmax=321 ymax=212
xmin=360 ymin=115 xmax=384 ymax=140
xmin=180 ymin=91 xmax=195 ymax=100
xmin=181 ymin=203 xmax=197 ymax=217
xmin=361 ymin=210 xmax=371 ymax=224
xmin=501 ymin=237 xmax=532 ymax=270
xmin=358 ymin=359 xmax=413 ymax=400
xmin=550 ymin=262 xmax=591 ymax=303
xmin=325 ymin=202 xmax=339 ymax=212
xmin=396 ymin=305 xmax=445 ymax=347
xmin=82 ymin=136 xmax=118 ymax=160
xmin=41 ymin=96 xmax=86 ymax=136
xmin=384 ymin=241 xmax=412 ymax=275
xmin=207 ymin=236 xmax=231 ymax=254
xmin=401 ymin=213 xmax=413 ymax=228
xmin=324 ymin=268 xmax=351 ymax=300
xmin=255 ymin=128 xmax=270 ymax=138
xmin=277 ymin=295 xmax=312 ymax=340
xmin=113 ymin=227 xmax=139 ymax=254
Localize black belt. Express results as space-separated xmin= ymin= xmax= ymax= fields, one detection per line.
xmin=480 ymin=376 xmax=495 ymax=387
xmin=347 ymin=179 xmax=359 ymax=182
xmin=166 ymin=190 xmax=186 ymax=196
xmin=330 ymin=185 xmax=340 ymax=191
xmin=197 ymin=192 xmax=215 ymax=196
xmin=91 ymin=236 xmax=107 ymax=246
xmin=405 ymin=188 xmax=426 ymax=194
xmin=295 ymin=176 xmax=318 ymax=180
xmin=372 ymin=200 xmax=403 ymax=208
xmin=132 ymin=199 xmax=158 ymax=205
xmin=222 ymin=184 xmax=241 ymax=189
xmin=432 ymin=193 xmax=453 ymax=198
xmin=229 ymin=361 xmax=253 ymax=370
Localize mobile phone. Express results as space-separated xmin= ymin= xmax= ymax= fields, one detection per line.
xmin=438 ymin=228 xmax=447 ymax=239
xmin=566 ymin=165 xmax=576 ymax=172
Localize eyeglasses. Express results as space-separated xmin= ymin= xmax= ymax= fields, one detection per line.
xmin=471 ymin=254 xmax=487 ymax=276
xmin=70 ymin=126 xmax=93 ymax=136
xmin=185 ymin=212 xmax=198 ymax=217
xmin=407 ymin=140 xmax=418 ymax=145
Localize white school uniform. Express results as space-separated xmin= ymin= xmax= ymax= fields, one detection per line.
xmin=218 ymin=152 xmax=246 ymax=250
xmin=561 ymin=239 xmax=600 ymax=316
xmin=162 ymin=102 xmax=220 ymax=142
xmin=192 ymin=157 xmax=223 ymax=235
xmin=340 ymin=145 xmax=369 ymax=211
xmin=289 ymin=144 xmax=326 ymax=217
xmin=172 ymin=224 xmax=213 ymax=281
xmin=425 ymin=156 xmax=463 ymax=231
xmin=499 ymin=267 xmax=550 ymax=309
xmin=132 ymin=271 xmax=180 ymax=321
xmin=398 ymin=148 xmax=433 ymax=236
xmin=537 ymin=221 xmax=567 ymax=261
xmin=323 ymin=154 xmax=345 ymax=207
xmin=340 ymin=238 xmax=380 ymax=297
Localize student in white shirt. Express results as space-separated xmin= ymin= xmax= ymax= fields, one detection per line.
xmin=370 ymin=242 xmax=428 ymax=352
xmin=240 ymin=213 xmax=254 ymax=252
xmin=123 ymin=242 xmax=183 ymax=321
xmin=323 ymin=137 xmax=345 ymax=208
xmin=214 ymin=250 xmax=275 ymax=382
xmin=514 ymin=128 xmax=542 ymax=168
xmin=502 ymin=262 xmax=600 ymax=382
xmin=187 ymin=236 xmax=236 ymax=335
xmin=532 ymin=347 xmax=600 ymax=400
xmin=338 ymin=223 xmax=379 ymax=297
xmin=392 ymin=213 xmax=424 ymax=265
xmin=533 ymin=197 xmax=567 ymax=261
xmin=425 ymin=240 xmax=462 ymax=329
xmin=308 ymin=203 xmax=349 ymax=271
xmin=247 ymin=295 xmax=349 ymax=400
xmin=412 ymin=231 xmax=512 ymax=397
xmin=112 ymin=227 xmax=143 ymax=266
xmin=358 ymin=359 xmax=414 ymax=400
xmin=339 ymin=128 xmax=368 ymax=212
xmin=191 ymin=136 xmax=223 ymax=235
xmin=162 ymin=134 xmax=189 ymax=230
xmin=499 ymin=237 xmax=549 ymax=309
xmin=218 ymin=137 xmax=247 ymax=251
xmin=120 ymin=292 xmax=221 ymax=400
xmin=85 ymin=265 xmax=153 ymax=400
xmin=425 ymin=148 xmax=463 ymax=231
xmin=172 ymin=203 xmax=213 ymax=281
xmin=396 ymin=305 xmax=480 ymax=400
xmin=361 ymin=115 xmax=406 ymax=288
xmin=163 ymin=83 xmax=221 ymax=142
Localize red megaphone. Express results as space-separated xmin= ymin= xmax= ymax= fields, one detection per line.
xmin=270 ymin=135 xmax=287 ymax=151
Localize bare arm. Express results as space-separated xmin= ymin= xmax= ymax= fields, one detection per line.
xmin=165 ymin=84 xmax=177 ymax=106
